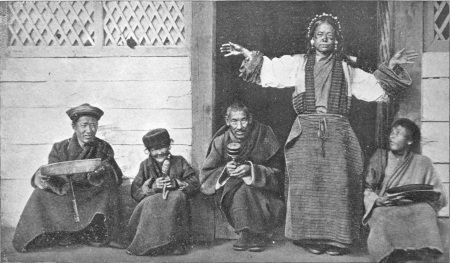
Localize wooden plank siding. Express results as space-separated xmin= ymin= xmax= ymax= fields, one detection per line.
xmin=421 ymin=52 xmax=450 ymax=217
xmin=422 ymin=78 xmax=449 ymax=122
xmin=1 ymin=57 xmax=190 ymax=82
xmin=0 ymin=58 xmax=193 ymax=164
xmin=0 ymin=53 xmax=192 ymax=229
xmin=422 ymin=52 xmax=449 ymax=78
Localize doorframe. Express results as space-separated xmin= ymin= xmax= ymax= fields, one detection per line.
xmin=191 ymin=1 xmax=216 ymax=171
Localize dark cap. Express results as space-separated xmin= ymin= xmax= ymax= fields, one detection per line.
xmin=143 ymin=128 xmax=171 ymax=150
xmin=66 ymin=103 xmax=104 ymax=121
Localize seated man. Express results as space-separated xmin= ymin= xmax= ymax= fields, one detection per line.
xmin=13 ymin=103 xmax=124 ymax=252
xmin=200 ymin=101 xmax=285 ymax=252
xmin=363 ymin=118 xmax=447 ymax=263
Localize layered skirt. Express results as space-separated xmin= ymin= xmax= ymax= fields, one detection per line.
xmin=284 ymin=114 xmax=364 ymax=247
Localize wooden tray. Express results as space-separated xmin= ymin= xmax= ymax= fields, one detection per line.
xmin=388 ymin=190 xmax=441 ymax=203
xmin=40 ymin=158 xmax=101 ymax=176
xmin=386 ymin=184 xmax=433 ymax=194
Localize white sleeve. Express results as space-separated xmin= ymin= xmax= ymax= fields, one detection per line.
xmin=351 ymin=68 xmax=388 ymax=102
xmin=260 ymin=55 xmax=300 ymax=88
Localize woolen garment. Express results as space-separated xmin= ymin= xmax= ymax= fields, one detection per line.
xmin=240 ymin=52 xmax=412 ymax=115
xmin=363 ymin=149 xmax=447 ymax=262
xmin=284 ymin=114 xmax=364 ymax=247
xmin=13 ymin=134 xmax=123 ymax=252
xmin=200 ymin=121 xmax=285 ymax=234
xmin=239 ymin=51 xmax=412 ymax=247
xmin=126 ymin=155 xmax=199 ymax=255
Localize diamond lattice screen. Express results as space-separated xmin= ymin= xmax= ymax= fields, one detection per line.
xmin=103 ymin=1 xmax=186 ymax=47
xmin=8 ymin=1 xmax=95 ymax=46
xmin=434 ymin=1 xmax=449 ymax=40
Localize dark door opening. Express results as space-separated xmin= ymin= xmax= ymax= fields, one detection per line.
xmin=215 ymin=1 xmax=379 ymax=161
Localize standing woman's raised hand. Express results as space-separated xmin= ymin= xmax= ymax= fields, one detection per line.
xmin=388 ymin=48 xmax=419 ymax=69
xmin=220 ymin=42 xmax=252 ymax=58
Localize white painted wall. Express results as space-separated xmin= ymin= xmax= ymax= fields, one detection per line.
xmin=0 ymin=56 xmax=192 ymax=228
xmin=421 ymin=52 xmax=449 ymax=217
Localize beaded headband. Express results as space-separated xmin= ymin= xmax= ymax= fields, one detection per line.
xmin=306 ymin=13 xmax=342 ymax=39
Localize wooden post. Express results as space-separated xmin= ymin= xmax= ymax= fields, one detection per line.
xmin=191 ymin=1 xmax=216 ymax=171
xmin=190 ymin=1 xmax=216 ymax=242
xmin=392 ymin=2 xmax=423 ymax=125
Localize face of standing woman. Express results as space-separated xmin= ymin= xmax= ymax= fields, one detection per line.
xmin=313 ymin=22 xmax=336 ymax=55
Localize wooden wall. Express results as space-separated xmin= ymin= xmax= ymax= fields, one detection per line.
xmin=1 ymin=56 xmax=192 ymax=228
xmin=393 ymin=1 xmax=449 ymax=217
xmin=0 ymin=1 xmax=192 ymax=228
xmin=421 ymin=52 xmax=449 ymax=217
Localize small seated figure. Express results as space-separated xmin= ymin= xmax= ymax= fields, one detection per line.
xmin=363 ymin=118 xmax=447 ymax=263
xmin=13 ymin=103 xmax=125 ymax=252
xmin=126 ymin=128 xmax=199 ymax=256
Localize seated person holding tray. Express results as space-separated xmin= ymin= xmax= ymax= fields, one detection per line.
xmin=13 ymin=103 xmax=124 ymax=252
xmin=363 ymin=118 xmax=447 ymax=263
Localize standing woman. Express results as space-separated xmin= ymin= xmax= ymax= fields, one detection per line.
xmin=221 ymin=13 xmax=418 ymax=255
xmin=363 ymin=118 xmax=447 ymax=263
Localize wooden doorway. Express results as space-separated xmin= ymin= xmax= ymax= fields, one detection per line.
xmin=215 ymin=1 xmax=379 ymax=161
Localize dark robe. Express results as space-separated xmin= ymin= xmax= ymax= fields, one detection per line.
xmin=200 ymin=121 xmax=285 ymax=234
xmin=363 ymin=149 xmax=447 ymax=262
xmin=13 ymin=134 xmax=123 ymax=252
xmin=126 ymin=155 xmax=199 ymax=255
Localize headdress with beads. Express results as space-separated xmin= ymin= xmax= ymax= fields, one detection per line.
xmin=306 ymin=13 xmax=343 ymax=53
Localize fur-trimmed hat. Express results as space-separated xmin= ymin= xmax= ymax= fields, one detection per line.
xmin=66 ymin=103 xmax=104 ymax=121
xmin=143 ymin=128 xmax=171 ymax=150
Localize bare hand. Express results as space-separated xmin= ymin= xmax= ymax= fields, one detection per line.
xmin=142 ymin=178 xmax=153 ymax=195
xmin=229 ymin=164 xmax=251 ymax=178
xmin=162 ymin=178 xmax=177 ymax=189
xmin=34 ymin=168 xmax=50 ymax=189
xmin=87 ymin=165 xmax=108 ymax=178
xmin=220 ymin=42 xmax=250 ymax=58
xmin=226 ymin=161 xmax=237 ymax=175
xmin=155 ymin=177 xmax=166 ymax=189
xmin=388 ymin=48 xmax=419 ymax=68
xmin=41 ymin=175 xmax=50 ymax=182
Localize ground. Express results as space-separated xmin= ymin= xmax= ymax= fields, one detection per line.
xmin=2 ymin=226 xmax=448 ymax=263
xmin=2 ymin=183 xmax=449 ymax=263
xmin=2 ymin=226 xmax=373 ymax=263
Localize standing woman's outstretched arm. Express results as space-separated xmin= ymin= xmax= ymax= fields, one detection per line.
xmin=220 ymin=41 xmax=302 ymax=88
xmin=220 ymin=42 xmax=252 ymax=58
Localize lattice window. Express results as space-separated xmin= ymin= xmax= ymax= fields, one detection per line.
xmin=103 ymin=1 xmax=186 ymax=47
xmin=434 ymin=1 xmax=449 ymax=40
xmin=6 ymin=1 xmax=189 ymax=56
xmin=8 ymin=1 xmax=95 ymax=46
xmin=425 ymin=1 xmax=449 ymax=51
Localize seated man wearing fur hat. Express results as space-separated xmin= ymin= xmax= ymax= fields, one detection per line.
xmin=13 ymin=103 xmax=125 ymax=252
xmin=200 ymin=101 xmax=285 ymax=252
xmin=126 ymin=128 xmax=199 ymax=256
